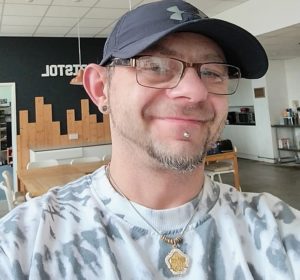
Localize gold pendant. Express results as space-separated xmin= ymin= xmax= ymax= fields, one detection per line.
xmin=165 ymin=247 xmax=189 ymax=275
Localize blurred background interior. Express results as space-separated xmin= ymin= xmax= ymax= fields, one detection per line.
xmin=0 ymin=0 xmax=299 ymax=216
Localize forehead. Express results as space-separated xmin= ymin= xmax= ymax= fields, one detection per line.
xmin=144 ymin=32 xmax=225 ymax=62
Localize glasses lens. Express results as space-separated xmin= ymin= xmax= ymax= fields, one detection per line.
xmin=200 ymin=63 xmax=240 ymax=95
xmin=135 ymin=57 xmax=183 ymax=89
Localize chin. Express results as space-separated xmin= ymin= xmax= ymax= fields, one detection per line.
xmin=146 ymin=141 xmax=207 ymax=172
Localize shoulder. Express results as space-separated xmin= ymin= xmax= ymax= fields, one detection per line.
xmin=0 ymin=166 xmax=109 ymax=233
xmin=0 ymin=173 xmax=89 ymax=237
xmin=0 ymin=168 xmax=110 ymax=277
xmin=0 ymin=167 xmax=113 ymax=278
xmin=218 ymin=182 xmax=299 ymax=216
xmin=0 ymin=172 xmax=95 ymax=257
xmin=208 ymin=182 xmax=300 ymax=278
xmin=216 ymin=182 xmax=300 ymax=234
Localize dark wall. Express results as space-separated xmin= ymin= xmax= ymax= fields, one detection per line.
xmin=0 ymin=37 xmax=106 ymax=134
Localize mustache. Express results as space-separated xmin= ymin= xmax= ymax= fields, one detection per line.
xmin=144 ymin=103 xmax=215 ymax=121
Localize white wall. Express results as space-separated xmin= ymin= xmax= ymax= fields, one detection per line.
xmin=266 ymin=60 xmax=289 ymax=124
xmin=215 ymin=0 xmax=300 ymax=36
xmin=228 ymin=79 xmax=254 ymax=106
xmin=222 ymin=125 xmax=259 ymax=160
xmin=252 ymin=76 xmax=276 ymax=161
xmin=222 ymin=78 xmax=261 ymax=160
xmin=223 ymin=60 xmax=290 ymax=161
xmin=0 ymin=85 xmax=12 ymax=104
xmin=216 ymin=0 xmax=300 ymax=163
xmin=224 ymin=58 xmax=300 ymax=162
xmin=215 ymin=0 xmax=300 ymax=122
xmin=223 ymin=74 xmax=277 ymax=162
xmin=285 ymin=57 xmax=300 ymax=106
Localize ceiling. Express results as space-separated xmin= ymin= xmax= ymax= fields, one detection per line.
xmin=0 ymin=0 xmax=299 ymax=60
xmin=257 ymin=24 xmax=300 ymax=60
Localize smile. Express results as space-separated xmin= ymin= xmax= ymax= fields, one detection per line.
xmin=154 ymin=117 xmax=207 ymax=125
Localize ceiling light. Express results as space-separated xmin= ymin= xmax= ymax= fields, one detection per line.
xmin=70 ymin=69 xmax=84 ymax=85
xmin=70 ymin=21 xmax=83 ymax=86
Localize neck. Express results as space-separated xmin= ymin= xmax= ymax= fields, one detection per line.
xmin=108 ymin=155 xmax=205 ymax=210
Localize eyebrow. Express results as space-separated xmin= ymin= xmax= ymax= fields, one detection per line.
xmin=144 ymin=43 xmax=226 ymax=62
xmin=145 ymin=43 xmax=178 ymax=57
xmin=204 ymin=53 xmax=226 ymax=62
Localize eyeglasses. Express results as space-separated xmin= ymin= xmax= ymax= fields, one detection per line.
xmin=109 ymin=55 xmax=241 ymax=95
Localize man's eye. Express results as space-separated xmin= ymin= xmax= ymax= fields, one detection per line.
xmin=201 ymin=70 xmax=223 ymax=82
xmin=149 ymin=63 xmax=161 ymax=71
xmin=148 ymin=64 xmax=169 ymax=74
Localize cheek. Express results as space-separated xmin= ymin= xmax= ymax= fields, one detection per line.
xmin=109 ymin=76 xmax=157 ymax=120
xmin=212 ymin=96 xmax=228 ymax=119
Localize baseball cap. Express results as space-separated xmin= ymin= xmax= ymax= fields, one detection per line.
xmin=100 ymin=0 xmax=268 ymax=79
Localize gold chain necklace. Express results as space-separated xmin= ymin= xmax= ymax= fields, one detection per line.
xmin=105 ymin=164 xmax=200 ymax=276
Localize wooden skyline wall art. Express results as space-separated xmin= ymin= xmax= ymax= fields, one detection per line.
xmin=17 ymin=96 xmax=111 ymax=174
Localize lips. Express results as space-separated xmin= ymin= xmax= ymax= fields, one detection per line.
xmin=154 ymin=116 xmax=204 ymax=124
xmin=150 ymin=113 xmax=214 ymax=123
xmin=144 ymin=101 xmax=215 ymax=124
xmin=149 ymin=116 xmax=210 ymax=136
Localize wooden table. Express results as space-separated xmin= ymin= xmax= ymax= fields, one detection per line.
xmin=19 ymin=153 xmax=240 ymax=197
xmin=205 ymin=151 xmax=241 ymax=191
xmin=72 ymin=160 xmax=109 ymax=174
xmin=18 ymin=161 xmax=108 ymax=197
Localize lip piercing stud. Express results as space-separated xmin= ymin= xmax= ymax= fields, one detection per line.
xmin=183 ymin=132 xmax=190 ymax=139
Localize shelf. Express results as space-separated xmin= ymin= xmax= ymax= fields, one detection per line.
xmin=278 ymin=148 xmax=300 ymax=152
xmin=272 ymin=125 xmax=300 ymax=163
xmin=271 ymin=124 xmax=300 ymax=128
xmin=226 ymin=123 xmax=256 ymax=126
xmin=7 ymin=147 xmax=13 ymax=165
xmin=0 ymin=108 xmax=10 ymax=157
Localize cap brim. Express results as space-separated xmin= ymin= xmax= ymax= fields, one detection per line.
xmin=101 ymin=18 xmax=268 ymax=79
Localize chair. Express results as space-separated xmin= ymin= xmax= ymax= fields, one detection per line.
xmin=0 ymin=170 xmax=25 ymax=211
xmin=26 ymin=159 xmax=59 ymax=170
xmin=204 ymin=160 xmax=234 ymax=183
xmin=25 ymin=192 xmax=33 ymax=201
xmin=70 ymin=156 xmax=101 ymax=165
xmin=102 ymin=154 xmax=111 ymax=161
xmin=204 ymin=146 xmax=240 ymax=188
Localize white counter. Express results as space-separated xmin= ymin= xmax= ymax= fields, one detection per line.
xmin=30 ymin=143 xmax=112 ymax=164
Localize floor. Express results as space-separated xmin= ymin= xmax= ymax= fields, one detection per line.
xmin=0 ymin=159 xmax=299 ymax=218
xmin=221 ymin=158 xmax=300 ymax=210
xmin=0 ymin=200 xmax=8 ymax=218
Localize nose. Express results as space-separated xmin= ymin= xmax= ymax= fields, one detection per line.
xmin=165 ymin=67 xmax=209 ymax=102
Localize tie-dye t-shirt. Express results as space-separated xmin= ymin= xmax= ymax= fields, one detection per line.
xmin=0 ymin=166 xmax=299 ymax=279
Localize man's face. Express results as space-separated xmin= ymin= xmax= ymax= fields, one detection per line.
xmin=107 ymin=32 xmax=229 ymax=172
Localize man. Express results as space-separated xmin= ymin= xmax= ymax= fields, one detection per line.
xmin=0 ymin=0 xmax=299 ymax=279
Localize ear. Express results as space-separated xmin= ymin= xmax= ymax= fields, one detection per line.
xmin=83 ymin=63 xmax=108 ymax=109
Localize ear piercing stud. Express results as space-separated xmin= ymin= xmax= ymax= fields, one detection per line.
xmin=102 ymin=105 xmax=109 ymax=113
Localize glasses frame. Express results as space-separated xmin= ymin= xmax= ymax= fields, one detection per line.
xmin=108 ymin=55 xmax=241 ymax=95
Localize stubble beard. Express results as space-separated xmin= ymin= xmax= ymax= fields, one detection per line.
xmin=112 ymin=118 xmax=207 ymax=172
xmin=146 ymin=138 xmax=208 ymax=173
xmin=107 ymin=79 xmax=226 ymax=173
xmin=110 ymin=107 xmax=226 ymax=173
xmin=146 ymin=118 xmax=226 ymax=172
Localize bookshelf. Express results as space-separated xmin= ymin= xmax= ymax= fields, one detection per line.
xmin=0 ymin=105 xmax=11 ymax=164
xmin=271 ymin=124 xmax=300 ymax=163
